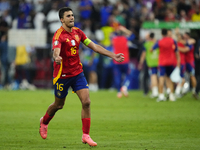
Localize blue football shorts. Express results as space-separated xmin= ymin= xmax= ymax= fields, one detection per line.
xmin=180 ymin=64 xmax=186 ymax=78
xmin=54 ymin=72 xmax=88 ymax=98
xmin=158 ymin=65 xmax=175 ymax=77
xmin=186 ymin=62 xmax=195 ymax=75
xmin=148 ymin=67 xmax=158 ymax=75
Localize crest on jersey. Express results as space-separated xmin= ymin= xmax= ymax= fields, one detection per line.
xmin=75 ymin=35 xmax=80 ymax=43
xmin=54 ymin=40 xmax=59 ymax=46
xmin=71 ymin=40 xmax=76 ymax=46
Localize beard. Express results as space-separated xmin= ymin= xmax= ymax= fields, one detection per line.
xmin=66 ymin=21 xmax=74 ymax=28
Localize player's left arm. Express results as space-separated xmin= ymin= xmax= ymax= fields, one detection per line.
xmin=84 ymin=39 xmax=124 ymax=63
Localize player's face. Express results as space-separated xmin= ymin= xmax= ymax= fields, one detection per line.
xmin=61 ymin=11 xmax=74 ymax=28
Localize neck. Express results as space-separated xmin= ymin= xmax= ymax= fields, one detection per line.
xmin=62 ymin=24 xmax=72 ymax=32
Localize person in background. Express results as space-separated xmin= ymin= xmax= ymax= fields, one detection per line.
xmin=152 ymin=28 xmax=180 ymax=102
xmin=174 ymin=33 xmax=190 ymax=97
xmin=0 ymin=15 xmax=9 ymax=88
xmin=194 ymin=39 xmax=200 ymax=96
xmin=112 ymin=25 xmax=135 ymax=98
xmin=39 ymin=7 xmax=124 ymax=147
xmin=183 ymin=32 xmax=198 ymax=99
xmin=139 ymin=32 xmax=159 ymax=98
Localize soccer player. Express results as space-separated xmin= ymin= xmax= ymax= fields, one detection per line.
xmin=183 ymin=32 xmax=198 ymax=99
xmin=112 ymin=25 xmax=135 ymax=98
xmin=139 ymin=32 xmax=159 ymax=98
xmin=152 ymin=29 xmax=180 ymax=102
xmin=39 ymin=7 xmax=125 ymax=147
xmin=175 ymin=33 xmax=190 ymax=97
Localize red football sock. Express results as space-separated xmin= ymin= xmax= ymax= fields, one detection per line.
xmin=43 ymin=112 xmax=54 ymax=125
xmin=82 ymin=118 xmax=91 ymax=135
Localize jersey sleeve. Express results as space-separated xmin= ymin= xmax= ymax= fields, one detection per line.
xmin=152 ymin=40 xmax=159 ymax=50
xmin=142 ymin=45 xmax=146 ymax=52
xmin=186 ymin=42 xmax=193 ymax=51
xmin=52 ymin=31 xmax=62 ymax=50
xmin=173 ymin=40 xmax=178 ymax=52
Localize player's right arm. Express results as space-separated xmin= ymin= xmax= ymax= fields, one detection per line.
xmin=53 ymin=48 xmax=62 ymax=65
xmin=87 ymin=40 xmax=124 ymax=63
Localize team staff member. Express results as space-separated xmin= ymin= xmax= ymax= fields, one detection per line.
xmin=139 ymin=32 xmax=159 ymax=98
xmin=39 ymin=7 xmax=124 ymax=147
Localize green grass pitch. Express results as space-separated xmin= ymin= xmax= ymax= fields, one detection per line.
xmin=0 ymin=89 xmax=200 ymax=150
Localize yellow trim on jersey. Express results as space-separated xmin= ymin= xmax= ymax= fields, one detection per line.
xmin=55 ymin=27 xmax=64 ymax=40
xmin=53 ymin=61 xmax=63 ymax=85
xmin=83 ymin=38 xmax=91 ymax=46
xmin=72 ymin=27 xmax=79 ymax=30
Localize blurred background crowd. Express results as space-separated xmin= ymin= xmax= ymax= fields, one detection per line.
xmin=0 ymin=0 xmax=200 ymax=97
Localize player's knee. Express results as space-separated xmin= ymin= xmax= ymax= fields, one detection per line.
xmin=57 ymin=105 xmax=64 ymax=110
xmin=82 ymin=98 xmax=91 ymax=108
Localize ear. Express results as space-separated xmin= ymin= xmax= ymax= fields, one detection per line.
xmin=60 ymin=18 xmax=64 ymax=23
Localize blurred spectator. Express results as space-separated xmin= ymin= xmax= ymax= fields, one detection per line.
xmin=100 ymin=0 xmax=113 ymax=26
xmin=165 ymin=8 xmax=176 ymax=22
xmin=142 ymin=0 xmax=155 ymax=11
xmin=9 ymin=0 xmax=19 ymax=21
xmin=15 ymin=45 xmax=36 ymax=90
xmin=112 ymin=5 xmax=125 ymax=26
xmin=1 ymin=10 xmax=12 ymax=27
xmin=42 ymin=0 xmax=52 ymax=16
xmin=46 ymin=1 xmax=61 ymax=43
xmin=191 ymin=7 xmax=200 ymax=21
xmin=33 ymin=0 xmax=45 ymax=13
xmin=178 ymin=9 xmax=190 ymax=22
xmin=90 ymin=0 xmax=101 ymax=32
xmin=81 ymin=42 xmax=99 ymax=91
xmin=79 ymin=0 xmax=93 ymax=20
xmin=100 ymin=15 xmax=115 ymax=47
xmin=100 ymin=45 xmax=115 ymax=89
xmin=16 ymin=11 xmax=28 ymax=28
xmin=121 ymin=0 xmax=131 ymax=29
xmin=0 ymin=0 xmax=10 ymax=14
xmin=188 ymin=1 xmax=197 ymax=20
xmin=176 ymin=0 xmax=190 ymax=16
xmin=68 ymin=0 xmax=81 ymax=25
xmin=139 ymin=5 xmax=151 ymax=22
xmin=81 ymin=18 xmax=99 ymax=91
xmin=33 ymin=10 xmax=45 ymax=29
xmin=19 ymin=0 xmax=32 ymax=18
xmin=0 ymin=14 xmax=9 ymax=87
xmin=153 ymin=1 xmax=167 ymax=21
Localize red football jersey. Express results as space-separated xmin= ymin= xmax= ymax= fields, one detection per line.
xmin=177 ymin=42 xmax=186 ymax=65
xmin=112 ymin=36 xmax=129 ymax=64
xmin=158 ymin=37 xmax=177 ymax=66
xmin=52 ymin=26 xmax=88 ymax=80
xmin=185 ymin=45 xmax=194 ymax=64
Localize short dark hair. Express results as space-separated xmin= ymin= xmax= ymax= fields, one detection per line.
xmin=185 ymin=32 xmax=190 ymax=37
xmin=149 ymin=32 xmax=154 ymax=38
xmin=161 ymin=28 xmax=168 ymax=36
xmin=58 ymin=7 xmax=72 ymax=19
